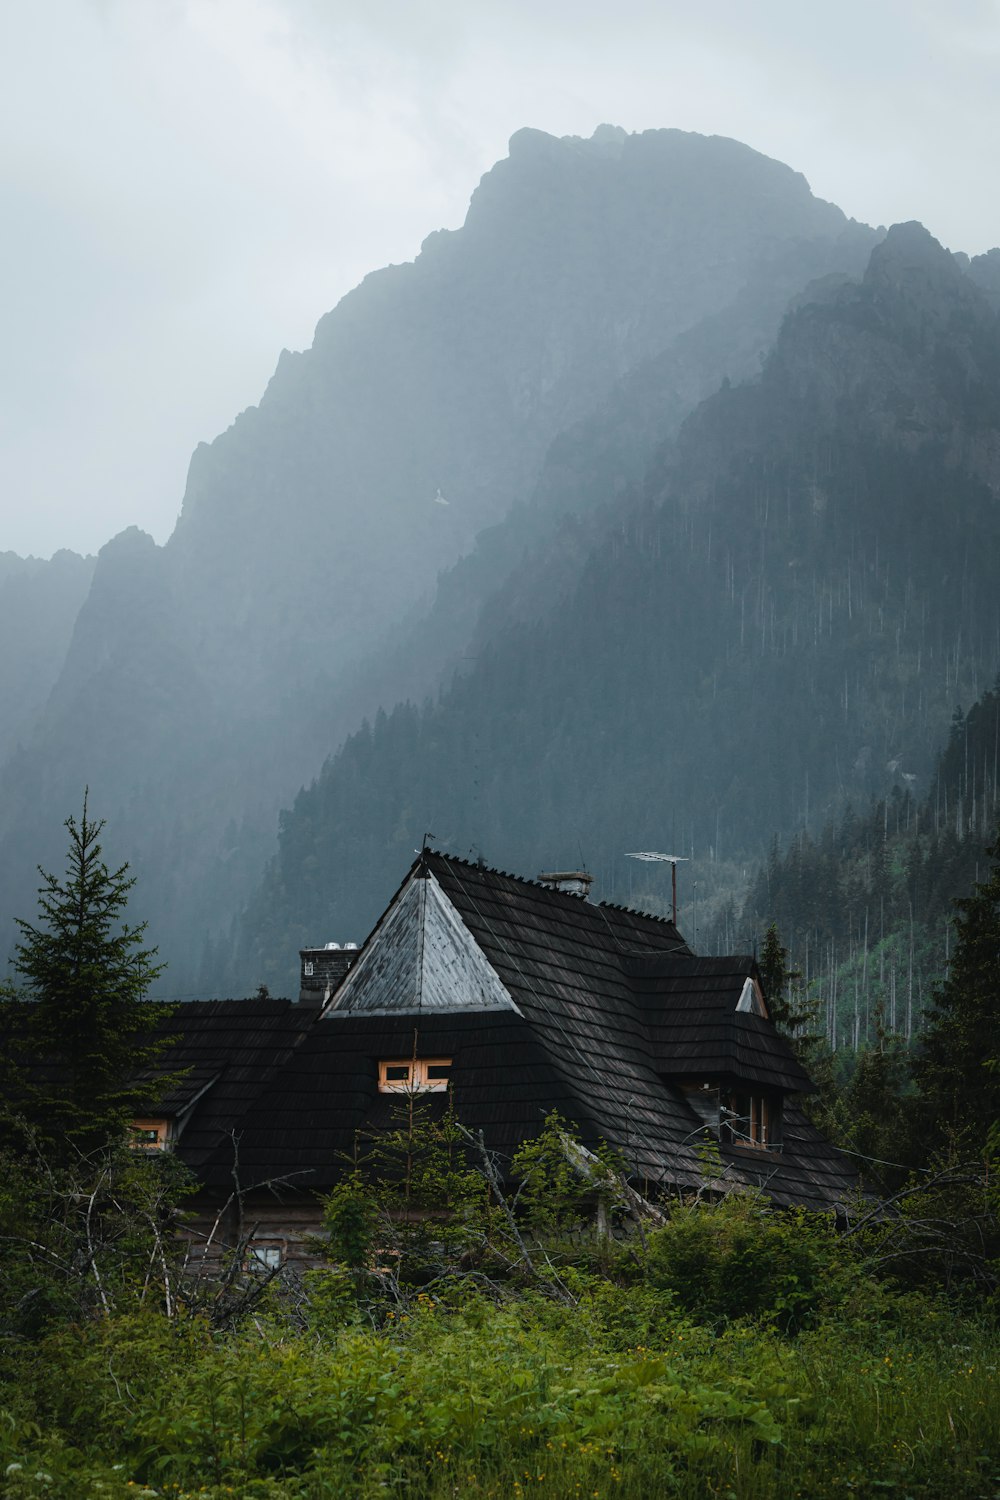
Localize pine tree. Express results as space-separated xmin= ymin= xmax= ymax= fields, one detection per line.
xmin=838 ymin=1007 xmax=914 ymax=1189
xmin=757 ymin=922 xmax=808 ymax=1031
xmin=913 ymin=826 xmax=1000 ymax=1148
xmin=756 ymin=921 xmax=838 ymax=1134
xmin=10 ymin=794 xmax=169 ymax=1152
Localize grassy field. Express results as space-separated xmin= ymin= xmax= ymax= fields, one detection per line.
xmin=2 ymin=1268 xmax=997 ymax=1500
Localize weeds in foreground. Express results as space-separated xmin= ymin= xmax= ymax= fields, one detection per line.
xmin=1 ymin=1280 xmax=997 ymax=1500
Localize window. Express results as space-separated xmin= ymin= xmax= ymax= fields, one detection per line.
xmin=129 ymin=1118 xmax=172 ymax=1150
xmin=721 ymin=1092 xmax=778 ymax=1150
xmin=304 ymin=960 xmax=314 ymax=976
xmin=378 ymin=1058 xmax=452 ymax=1093
xmin=247 ymin=1245 xmax=282 ymax=1272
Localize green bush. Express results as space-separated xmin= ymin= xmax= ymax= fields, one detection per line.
xmin=4 ymin=1287 xmax=997 ymax=1500
xmin=643 ymin=1195 xmax=856 ymax=1331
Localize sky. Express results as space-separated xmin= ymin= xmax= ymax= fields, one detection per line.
xmin=3 ymin=0 xmax=1000 ymax=560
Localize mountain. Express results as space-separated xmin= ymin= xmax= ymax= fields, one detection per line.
xmin=0 ymin=126 xmax=877 ymax=989
xmin=224 ymin=222 xmax=1000 ymax=996
xmin=0 ymin=549 xmax=95 ymax=766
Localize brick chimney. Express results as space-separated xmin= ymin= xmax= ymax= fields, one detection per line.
xmin=299 ymin=942 xmax=359 ymax=1004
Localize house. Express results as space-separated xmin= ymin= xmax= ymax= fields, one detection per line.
xmin=144 ymin=850 xmax=861 ymax=1266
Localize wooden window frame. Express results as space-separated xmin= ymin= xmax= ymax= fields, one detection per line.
xmin=722 ymin=1091 xmax=778 ymax=1150
xmin=378 ymin=1058 xmax=452 ymax=1093
xmin=129 ymin=1117 xmax=172 ymax=1151
xmin=246 ymin=1244 xmax=283 ymax=1272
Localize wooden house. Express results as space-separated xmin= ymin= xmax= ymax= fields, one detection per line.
xmin=144 ymin=851 xmax=861 ymax=1266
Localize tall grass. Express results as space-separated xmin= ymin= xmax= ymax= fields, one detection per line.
xmin=2 ymin=1285 xmax=997 ymax=1499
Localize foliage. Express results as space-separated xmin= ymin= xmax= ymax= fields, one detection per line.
xmin=5 ymin=795 xmax=169 ymax=1153
xmin=757 ymin=921 xmax=807 ymax=1032
xmin=510 ymin=1111 xmax=623 ymax=1238
xmin=319 ymin=1089 xmax=495 ymax=1295
xmin=0 ymin=1089 xmax=997 ymax=1498
xmin=914 ymin=826 xmax=1000 ymax=1150
xmin=850 ymin=1158 xmax=1000 ymax=1301
xmin=1 ymin=1274 xmax=997 ymax=1499
xmin=321 ymin=1170 xmax=378 ymax=1272
xmin=739 ymin=682 xmax=1000 ymax=1061
xmin=0 ymin=1139 xmax=196 ymax=1337
xmin=642 ymin=1195 xmax=854 ymax=1333
xmin=811 ymin=1011 xmax=918 ymax=1193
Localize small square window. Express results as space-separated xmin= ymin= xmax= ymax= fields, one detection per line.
xmin=130 ymin=1118 xmax=171 ymax=1150
xmin=247 ymin=1245 xmax=282 ymax=1272
xmin=379 ymin=1058 xmax=452 ymax=1093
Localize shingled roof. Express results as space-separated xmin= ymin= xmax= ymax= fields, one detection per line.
xmin=186 ymin=853 xmax=862 ymax=1214
xmin=624 ymin=953 xmax=816 ymax=1094
xmin=144 ymin=998 xmax=320 ymax=1172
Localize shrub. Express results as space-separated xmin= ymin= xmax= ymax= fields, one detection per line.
xmin=643 ymin=1194 xmax=852 ymax=1331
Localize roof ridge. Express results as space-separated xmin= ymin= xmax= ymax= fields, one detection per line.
xmin=597 ymin=898 xmax=672 ymax=924
xmin=430 ymin=849 xmax=683 ymax=924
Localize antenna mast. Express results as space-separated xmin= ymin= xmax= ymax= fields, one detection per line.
xmin=624 ymin=851 xmax=689 ymax=925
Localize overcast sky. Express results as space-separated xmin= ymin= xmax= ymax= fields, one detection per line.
xmin=3 ymin=0 xmax=1000 ymax=559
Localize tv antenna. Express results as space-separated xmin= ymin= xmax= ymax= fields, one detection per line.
xmin=625 ymin=851 xmax=689 ymax=925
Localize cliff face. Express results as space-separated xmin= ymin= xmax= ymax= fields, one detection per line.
xmin=0 ymin=127 xmax=877 ymax=986
xmin=225 ymin=224 xmax=1000 ymax=995
xmin=0 ymin=549 xmax=95 ymax=766
xmin=163 ymin=125 xmax=869 ymax=695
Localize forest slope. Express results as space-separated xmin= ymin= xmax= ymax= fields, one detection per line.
xmin=223 ymin=223 xmax=1000 ymax=996
xmin=736 ymin=680 xmax=1000 ymax=1050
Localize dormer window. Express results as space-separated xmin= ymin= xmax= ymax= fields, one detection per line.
xmin=130 ymin=1117 xmax=172 ymax=1150
xmin=721 ymin=1091 xmax=779 ymax=1150
xmin=378 ymin=1058 xmax=452 ymax=1093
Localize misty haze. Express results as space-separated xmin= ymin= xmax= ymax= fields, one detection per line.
xmin=1 ymin=4 xmax=998 ymax=1494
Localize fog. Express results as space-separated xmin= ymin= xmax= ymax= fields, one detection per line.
xmin=3 ymin=0 xmax=999 ymax=558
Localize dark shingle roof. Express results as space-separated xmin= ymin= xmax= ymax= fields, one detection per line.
xmin=196 ymin=1009 xmax=566 ymax=1190
xmin=426 ymin=855 xmax=710 ymax=1185
xmin=148 ymin=998 xmax=320 ymax=1169
xmin=624 ymin=953 xmax=815 ymax=1094
xmin=161 ymin=854 xmax=861 ymax=1213
xmin=718 ymin=1105 xmax=865 ymax=1213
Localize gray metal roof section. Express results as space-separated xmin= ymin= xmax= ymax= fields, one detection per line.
xmin=323 ymin=868 xmax=521 ymax=1017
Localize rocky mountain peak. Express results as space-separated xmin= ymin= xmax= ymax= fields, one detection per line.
xmin=863 ymin=220 xmax=988 ymax=340
xmin=968 ymin=247 xmax=1000 ymax=311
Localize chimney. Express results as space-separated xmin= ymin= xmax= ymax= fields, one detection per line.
xmin=299 ymin=942 xmax=359 ymax=1004
xmin=537 ymin=870 xmax=594 ymax=899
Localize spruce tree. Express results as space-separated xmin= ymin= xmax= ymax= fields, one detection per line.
xmin=10 ymin=794 xmax=169 ymax=1151
xmin=913 ymin=827 xmax=1000 ymax=1149
xmin=757 ymin=922 xmax=808 ymax=1031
